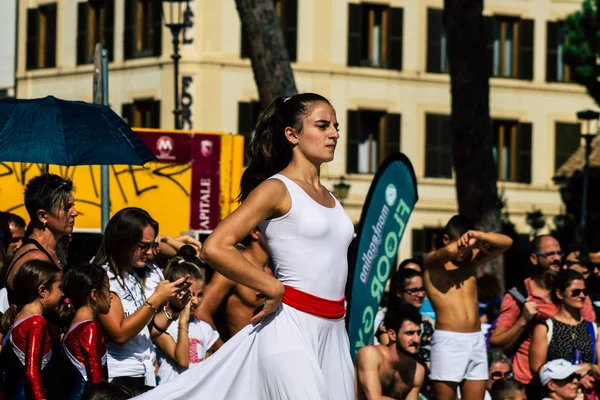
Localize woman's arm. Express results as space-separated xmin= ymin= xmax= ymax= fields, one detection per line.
xmin=200 ymin=179 xmax=290 ymax=323
xmin=98 ymin=278 xmax=186 ymax=344
xmin=529 ymin=323 xmax=549 ymax=375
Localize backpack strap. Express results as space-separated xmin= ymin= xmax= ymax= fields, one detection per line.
xmin=508 ymin=280 xmax=528 ymax=306
xmin=585 ymin=321 xmax=597 ymax=364
xmin=545 ymin=319 xmax=554 ymax=344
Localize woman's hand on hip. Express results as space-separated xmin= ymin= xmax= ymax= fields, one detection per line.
xmin=250 ymin=280 xmax=284 ymax=325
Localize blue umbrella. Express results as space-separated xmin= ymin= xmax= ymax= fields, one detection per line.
xmin=0 ymin=96 xmax=157 ymax=165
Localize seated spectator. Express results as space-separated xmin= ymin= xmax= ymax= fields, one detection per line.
xmin=486 ymin=349 xmax=515 ymax=399
xmin=94 ymin=207 xmax=191 ymax=393
xmin=6 ymin=212 xmax=26 ymax=264
xmin=81 ymin=381 xmax=135 ymax=400
xmin=155 ymin=258 xmax=219 ymax=384
xmin=563 ymin=243 xmax=591 ymax=280
xmin=490 ymin=379 xmax=526 ymax=400
xmin=539 ymin=359 xmax=583 ymax=400
xmin=530 ymin=269 xmax=599 ymax=394
xmin=375 ymin=268 xmax=434 ymax=369
xmin=355 ymin=304 xmax=425 ymax=399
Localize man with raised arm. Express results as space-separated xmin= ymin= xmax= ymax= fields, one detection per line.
xmin=423 ymin=215 xmax=513 ymax=400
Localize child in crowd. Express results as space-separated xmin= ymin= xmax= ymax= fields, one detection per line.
xmin=155 ymin=257 xmax=219 ymax=384
xmin=0 ymin=260 xmax=63 ymax=400
xmin=60 ymin=263 xmax=113 ymax=400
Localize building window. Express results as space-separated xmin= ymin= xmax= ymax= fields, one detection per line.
xmin=425 ymin=114 xmax=453 ymax=178
xmin=547 ymin=21 xmax=572 ymax=83
xmin=347 ymin=3 xmax=403 ymax=70
xmin=346 ymin=110 xmax=401 ymax=174
xmin=412 ymin=228 xmax=441 ymax=260
xmin=121 ymin=99 xmax=161 ymax=128
xmin=26 ymin=3 xmax=57 ymax=70
xmin=241 ymin=0 xmax=297 ymax=62
xmin=492 ymin=120 xmax=532 ymax=183
xmin=426 ymin=8 xmax=448 ymax=74
xmin=77 ymin=0 xmax=115 ymax=65
xmin=484 ymin=16 xmax=534 ymax=80
xmin=124 ymin=0 xmax=162 ymax=59
xmin=554 ymin=122 xmax=581 ymax=171
xmin=238 ymin=101 xmax=262 ymax=166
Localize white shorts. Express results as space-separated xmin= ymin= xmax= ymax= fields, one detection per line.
xmin=430 ymin=330 xmax=488 ymax=382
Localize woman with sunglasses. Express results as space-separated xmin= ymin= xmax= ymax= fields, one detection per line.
xmin=486 ymin=349 xmax=515 ymax=399
xmin=530 ymin=269 xmax=600 ymax=396
xmin=94 ymin=207 xmax=191 ymax=393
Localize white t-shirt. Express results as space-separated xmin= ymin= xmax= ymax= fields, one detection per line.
xmin=0 ymin=287 xmax=9 ymax=313
xmin=103 ymin=265 xmax=157 ymax=386
xmin=156 ymin=317 xmax=219 ymax=385
xmin=143 ymin=260 xmax=165 ymax=297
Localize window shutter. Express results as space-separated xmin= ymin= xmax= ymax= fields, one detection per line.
xmin=440 ymin=115 xmax=453 ymax=178
xmin=346 ymin=110 xmax=360 ymax=173
xmin=152 ymin=0 xmax=163 ymax=57
xmin=426 ymin=8 xmax=442 ymax=73
xmin=123 ymin=0 xmax=136 ymax=59
xmin=554 ymin=122 xmax=581 ymax=170
xmin=238 ymin=102 xmax=254 ymax=165
xmin=281 ymin=0 xmax=298 ymax=62
xmin=121 ymin=103 xmax=134 ymax=126
xmin=77 ymin=3 xmax=89 ymax=65
xmin=26 ymin=9 xmax=39 ymax=70
xmin=411 ymin=229 xmax=425 ymax=259
xmin=387 ymin=7 xmax=403 ymax=71
xmin=104 ymin=0 xmax=115 ymax=62
xmin=151 ymin=101 xmax=161 ymax=128
xmin=347 ymin=3 xmax=362 ymax=67
xmin=546 ymin=21 xmax=558 ymax=82
xmin=384 ymin=113 xmax=401 ymax=157
xmin=484 ymin=16 xmax=494 ymax=78
xmin=517 ymin=122 xmax=532 ymax=183
xmin=519 ymin=19 xmax=534 ymax=80
xmin=425 ymin=114 xmax=439 ymax=177
xmin=45 ymin=3 xmax=58 ymax=68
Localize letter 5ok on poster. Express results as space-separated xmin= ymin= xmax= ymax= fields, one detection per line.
xmin=346 ymin=153 xmax=418 ymax=360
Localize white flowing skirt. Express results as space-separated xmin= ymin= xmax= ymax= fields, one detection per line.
xmin=134 ymin=303 xmax=354 ymax=400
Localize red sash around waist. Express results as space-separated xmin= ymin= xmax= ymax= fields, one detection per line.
xmin=282 ymin=285 xmax=346 ymax=319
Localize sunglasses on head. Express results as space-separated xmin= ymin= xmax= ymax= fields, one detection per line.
xmin=490 ymin=371 xmax=513 ymax=380
xmin=570 ymin=289 xmax=588 ymax=297
xmin=138 ymin=241 xmax=159 ymax=252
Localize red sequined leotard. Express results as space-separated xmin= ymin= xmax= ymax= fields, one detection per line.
xmin=1 ymin=314 xmax=52 ymax=400
xmin=61 ymin=320 xmax=108 ymax=399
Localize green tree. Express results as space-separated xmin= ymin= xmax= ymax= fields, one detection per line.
xmin=235 ymin=0 xmax=297 ymax=108
xmin=564 ymin=0 xmax=600 ymax=105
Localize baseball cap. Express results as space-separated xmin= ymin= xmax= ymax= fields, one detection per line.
xmin=539 ymin=359 xmax=581 ymax=386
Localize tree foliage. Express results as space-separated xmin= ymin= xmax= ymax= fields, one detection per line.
xmin=564 ymin=0 xmax=600 ymax=105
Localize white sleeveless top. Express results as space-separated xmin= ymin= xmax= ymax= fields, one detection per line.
xmin=259 ymin=174 xmax=355 ymax=301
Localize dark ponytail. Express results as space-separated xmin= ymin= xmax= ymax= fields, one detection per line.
xmin=0 ymin=260 xmax=61 ymax=333
xmin=59 ymin=263 xmax=109 ymax=327
xmin=239 ymin=93 xmax=331 ymax=201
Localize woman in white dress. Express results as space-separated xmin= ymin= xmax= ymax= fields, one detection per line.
xmin=135 ymin=93 xmax=355 ymax=400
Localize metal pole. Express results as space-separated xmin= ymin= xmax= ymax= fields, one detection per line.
xmin=171 ymin=26 xmax=182 ymax=130
xmin=581 ymin=135 xmax=592 ymax=246
xmin=101 ymin=48 xmax=110 ymax=231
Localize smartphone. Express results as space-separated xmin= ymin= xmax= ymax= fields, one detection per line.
xmin=178 ymin=280 xmax=192 ymax=296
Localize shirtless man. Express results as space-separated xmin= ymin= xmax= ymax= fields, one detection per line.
xmin=194 ymin=228 xmax=271 ymax=348
xmin=355 ymin=304 xmax=425 ymax=400
xmin=423 ymin=215 xmax=513 ymax=400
